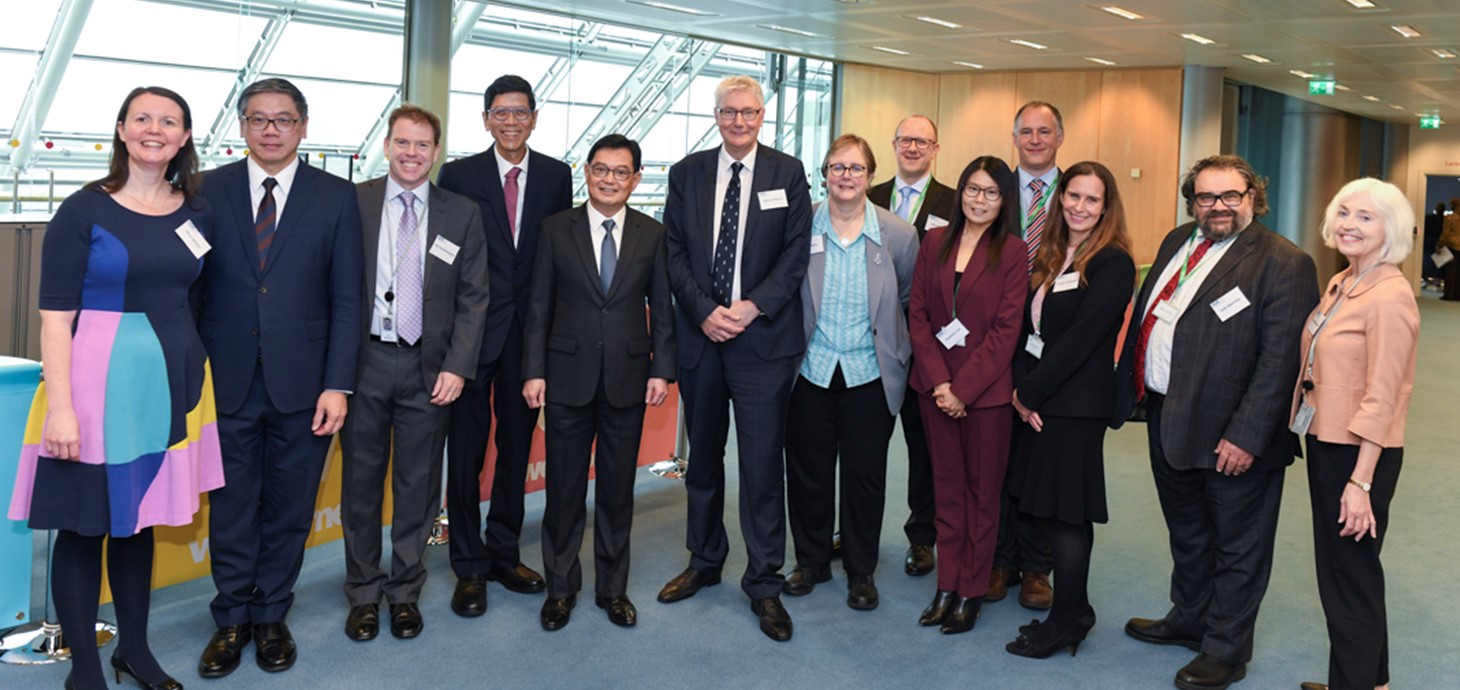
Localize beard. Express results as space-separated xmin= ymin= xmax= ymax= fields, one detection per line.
xmin=1197 ymin=208 xmax=1249 ymax=242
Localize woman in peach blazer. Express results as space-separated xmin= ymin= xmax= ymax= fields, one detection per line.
xmin=1292 ymin=178 xmax=1418 ymax=690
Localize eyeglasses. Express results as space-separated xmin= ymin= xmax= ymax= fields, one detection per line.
xmin=824 ymin=163 xmax=868 ymax=178
xmin=1194 ymin=189 xmax=1249 ymax=208
xmin=893 ymin=136 xmax=935 ymax=150
xmin=242 ymin=115 xmax=301 ymax=132
xmin=961 ymin=185 xmax=1002 ymax=201
xmin=715 ymin=107 xmax=764 ymax=122
xmin=588 ymin=164 xmax=635 ymax=181
xmin=488 ymin=107 xmax=534 ymax=123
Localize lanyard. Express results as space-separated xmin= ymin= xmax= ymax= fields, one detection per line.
xmin=1173 ymin=229 xmax=1217 ymax=295
xmin=1020 ymin=172 xmax=1058 ymax=232
xmin=1299 ymin=265 xmax=1379 ymax=396
xmin=904 ymin=178 xmax=929 ymax=223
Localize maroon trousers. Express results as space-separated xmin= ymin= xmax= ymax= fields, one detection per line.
xmin=919 ymin=398 xmax=1012 ymax=596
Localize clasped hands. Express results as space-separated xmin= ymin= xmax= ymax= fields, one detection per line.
xmin=699 ymin=300 xmax=759 ymax=342
xmin=932 ymin=382 xmax=966 ymax=419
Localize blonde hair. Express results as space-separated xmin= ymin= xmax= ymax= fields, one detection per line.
xmin=714 ymin=75 xmax=764 ymax=109
xmin=1320 ymin=178 xmax=1414 ymax=265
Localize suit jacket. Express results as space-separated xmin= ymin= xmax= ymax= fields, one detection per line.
xmin=1013 ymin=246 xmax=1136 ymax=419
xmin=665 ymin=145 xmax=811 ymax=367
xmin=798 ymin=202 xmax=917 ymax=415
xmin=436 ymin=148 xmax=573 ymax=368
xmin=1113 ymin=220 xmax=1319 ymax=471
xmin=355 ymin=178 xmax=490 ymax=389
xmin=868 ymin=176 xmax=957 ymax=240
xmin=523 ymin=205 xmax=675 ymax=408
xmin=1291 ymin=264 xmax=1418 ymax=448
xmin=198 ymin=160 xmax=363 ymax=414
xmin=907 ymin=226 xmax=1029 ymax=409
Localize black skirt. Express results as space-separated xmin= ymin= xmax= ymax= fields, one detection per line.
xmin=1012 ymin=416 xmax=1109 ymax=524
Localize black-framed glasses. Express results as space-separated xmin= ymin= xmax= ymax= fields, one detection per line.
xmin=715 ymin=107 xmax=763 ymax=122
xmin=961 ymin=185 xmax=1002 ymax=201
xmin=1194 ymin=189 xmax=1249 ymax=208
xmin=242 ymin=115 xmax=301 ymax=132
xmin=588 ymin=163 xmax=635 ymax=181
xmin=893 ymin=136 xmax=935 ymax=150
xmin=824 ymin=163 xmax=868 ymax=178
xmin=488 ymin=107 xmax=534 ymax=123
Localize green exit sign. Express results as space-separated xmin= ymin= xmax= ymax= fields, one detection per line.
xmin=1420 ymin=116 xmax=1442 ymax=129
xmin=1308 ymin=80 xmax=1336 ymax=96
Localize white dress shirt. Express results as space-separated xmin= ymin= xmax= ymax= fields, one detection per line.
xmin=247 ymin=155 xmax=300 ymax=224
xmin=495 ymin=145 xmax=530 ymax=246
xmin=712 ymin=144 xmax=757 ymax=302
xmin=587 ymin=203 xmax=627 ymax=276
xmin=370 ymin=178 xmax=430 ymax=336
xmin=1141 ymin=227 xmax=1242 ymax=394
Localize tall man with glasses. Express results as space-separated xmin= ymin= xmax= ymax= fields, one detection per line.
xmin=197 ymin=77 xmax=363 ymax=677
xmin=657 ymin=75 xmax=811 ymax=642
xmin=437 ymin=75 xmax=573 ymax=617
xmin=1114 ymin=155 xmax=1317 ymax=690
xmin=522 ymin=134 xmax=675 ymax=632
xmin=868 ymin=115 xmax=956 ymax=578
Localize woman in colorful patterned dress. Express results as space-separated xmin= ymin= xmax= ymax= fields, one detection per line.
xmin=7 ymin=86 xmax=223 ymax=690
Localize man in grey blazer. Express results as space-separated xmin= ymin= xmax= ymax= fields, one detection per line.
xmin=339 ymin=105 xmax=489 ymax=643
xmin=1114 ymin=154 xmax=1318 ymax=690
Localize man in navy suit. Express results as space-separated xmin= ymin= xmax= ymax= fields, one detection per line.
xmin=656 ymin=75 xmax=811 ymax=642
xmin=437 ymin=75 xmax=573 ymax=616
xmin=196 ymin=78 xmax=363 ymax=678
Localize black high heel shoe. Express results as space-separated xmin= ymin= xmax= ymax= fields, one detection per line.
xmin=111 ymin=653 xmax=183 ymax=690
xmin=1005 ymin=615 xmax=1094 ymax=658
xmin=918 ymin=590 xmax=957 ymax=627
xmin=939 ymin=596 xmax=981 ymax=635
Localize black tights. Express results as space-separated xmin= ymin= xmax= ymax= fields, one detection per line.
xmin=52 ymin=528 xmax=164 ymax=690
xmin=1045 ymin=518 xmax=1094 ymax=627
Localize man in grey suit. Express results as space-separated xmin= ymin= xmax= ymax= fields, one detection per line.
xmin=1115 ymin=154 xmax=1318 ymax=690
xmin=339 ymin=105 xmax=489 ymax=643
xmin=522 ymin=134 xmax=675 ymax=632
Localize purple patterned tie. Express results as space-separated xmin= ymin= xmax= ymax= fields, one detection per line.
xmin=396 ymin=191 xmax=423 ymax=345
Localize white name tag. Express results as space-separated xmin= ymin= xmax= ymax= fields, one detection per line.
xmin=1210 ymin=286 xmax=1251 ymax=322
xmin=1025 ymin=333 xmax=1045 ymax=358
xmin=925 ymin=214 xmax=949 ymax=230
xmin=1153 ymin=300 xmax=1180 ymax=324
xmin=174 ymin=220 xmax=211 ymax=259
xmin=757 ymin=189 xmax=788 ymax=210
xmin=936 ymin=318 xmax=969 ymax=349
xmin=1307 ymin=311 xmax=1326 ymax=335
xmin=809 ymin=234 xmax=825 ymax=255
xmin=1052 ymin=272 xmax=1081 ymax=293
xmin=429 ymin=236 xmax=460 ymax=265
xmin=1290 ymin=400 xmax=1315 ymax=436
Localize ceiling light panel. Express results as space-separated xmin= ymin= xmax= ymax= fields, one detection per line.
xmin=867 ymin=45 xmax=910 ymax=55
xmin=1242 ymin=54 xmax=1272 ymax=64
xmin=1008 ymin=39 xmax=1049 ymax=50
xmin=625 ymin=1 xmax=717 ymax=16
xmin=907 ymin=15 xmax=962 ymax=29
xmin=756 ymin=24 xmax=818 ymax=37
xmin=1084 ymin=57 xmax=1117 ymax=66
xmin=1098 ymin=5 xmax=1144 ymax=21
xmin=950 ymin=61 xmax=984 ymax=69
xmin=1180 ymin=33 xmax=1217 ymax=45
xmin=1389 ymin=25 xmax=1422 ymax=39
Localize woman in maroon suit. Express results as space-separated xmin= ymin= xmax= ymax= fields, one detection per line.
xmin=908 ymin=156 xmax=1027 ymax=634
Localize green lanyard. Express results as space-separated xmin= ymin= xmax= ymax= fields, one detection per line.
xmin=1173 ymin=229 xmax=1216 ymax=295
xmin=898 ymin=178 xmax=930 ymax=224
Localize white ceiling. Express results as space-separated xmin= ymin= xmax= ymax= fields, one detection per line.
xmin=508 ymin=0 xmax=1460 ymax=125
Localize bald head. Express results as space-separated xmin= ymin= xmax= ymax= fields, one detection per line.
xmin=892 ymin=115 xmax=940 ymax=183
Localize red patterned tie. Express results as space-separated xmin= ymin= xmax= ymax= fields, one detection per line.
xmin=1132 ymin=237 xmax=1214 ymax=401
xmin=504 ymin=166 xmax=521 ymax=245
xmin=1024 ymin=178 xmax=1048 ymax=272
xmin=255 ymin=177 xmax=278 ymax=270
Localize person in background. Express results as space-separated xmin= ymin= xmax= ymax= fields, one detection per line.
xmin=1439 ymin=198 xmax=1460 ymax=301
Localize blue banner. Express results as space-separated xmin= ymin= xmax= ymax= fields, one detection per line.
xmin=0 ymin=357 xmax=41 ymax=626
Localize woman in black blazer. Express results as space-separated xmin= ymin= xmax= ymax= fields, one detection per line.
xmin=1005 ymin=161 xmax=1135 ymax=658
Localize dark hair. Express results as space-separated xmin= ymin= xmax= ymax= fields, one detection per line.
xmin=484 ymin=74 xmax=536 ymax=112
xmin=822 ymin=133 xmax=877 ymax=179
xmin=587 ymin=134 xmax=641 ymax=171
xmin=389 ymin=104 xmax=443 ymax=145
xmin=92 ymin=86 xmax=201 ymax=199
xmin=938 ymin=156 xmax=1019 ymax=267
xmin=1031 ymin=161 xmax=1131 ymax=290
xmin=237 ymin=78 xmax=308 ymax=119
xmin=1437 ymin=203 xmax=1449 ymax=214
xmin=1013 ymin=101 xmax=1063 ymax=134
xmin=1180 ymin=154 xmax=1270 ymax=218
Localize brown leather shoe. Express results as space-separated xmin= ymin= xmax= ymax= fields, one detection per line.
xmin=657 ymin=567 xmax=722 ymax=603
xmin=1019 ymin=571 xmax=1053 ymax=610
xmin=987 ymin=567 xmax=1015 ymax=602
xmin=1299 ymin=684 xmax=1328 ymax=690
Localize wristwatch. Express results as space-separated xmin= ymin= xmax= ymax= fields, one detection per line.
xmin=1347 ymin=477 xmax=1372 ymax=493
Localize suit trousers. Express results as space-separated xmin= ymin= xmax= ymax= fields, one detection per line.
xmin=445 ymin=319 xmax=538 ymax=577
xmin=899 ymin=380 xmax=937 ymax=547
xmin=680 ymin=335 xmax=798 ymax=600
xmin=209 ymin=367 xmax=333 ymax=627
xmin=785 ymin=370 xmax=896 ymax=577
xmin=541 ymin=381 xmax=647 ymax=600
xmin=994 ymin=424 xmax=1053 ymax=575
xmin=1307 ymin=437 xmax=1401 ymax=690
xmin=340 ymin=340 xmax=448 ymax=606
xmin=919 ymin=398 xmax=1012 ymax=596
xmin=1146 ymin=393 xmax=1283 ymax=665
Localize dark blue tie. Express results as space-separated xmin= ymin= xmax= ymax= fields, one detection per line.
xmin=600 ymin=218 xmax=617 ymax=295
xmin=712 ymin=161 xmax=744 ymax=307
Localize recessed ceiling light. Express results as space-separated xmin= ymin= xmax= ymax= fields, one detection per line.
xmin=1099 ymin=5 xmax=1145 ymax=21
xmin=625 ymin=1 xmax=717 ymax=16
xmin=907 ymin=15 xmax=962 ymax=29
xmin=1430 ymin=48 xmax=1457 ymax=59
xmin=756 ymin=24 xmax=818 ymax=37
xmin=1389 ymin=24 xmax=1422 ymax=39
xmin=1084 ymin=57 xmax=1117 ymax=66
xmin=1343 ymin=0 xmax=1377 ymax=8
xmin=1180 ymin=33 xmax=1217 ymax=45
xmin=1390 ymin=104 xmax=1407 ymax=110
xmin=1363 ymin=95 xmax=1382 ymax=102
xmin=1289 ymin=69 xmax=1317 ymax=78
xmin=1008 ymin=39 xmax=1049 ymax=50
xmin=868 ymin=45 xmax=911 ymax=55
xmin=1335 ymin=83 xmax=1352 ymax=91
xmin=1242 ymin=54 xmax=1272 ymax=64
xmin=950 ymin=61 xmax=985 ymax=69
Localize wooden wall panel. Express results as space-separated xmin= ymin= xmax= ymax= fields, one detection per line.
xmin=1015 ymin=71 xmax=1104 ymax=169
xmin=837 ymin=63 xmax=941 ymax=174
xmin=1095 ymin=68 xmax=1184 ymax=265
xmin=934 ymin=72 xmax=1019 ymax=182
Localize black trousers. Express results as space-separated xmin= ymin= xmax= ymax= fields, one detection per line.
xmin=1307 ymin=437 xmax=1401 ymax=690
xmin=785 ymin=370 xmax=896 ymax=576
xmin=899 ymin=381 xmax=937 ymax=547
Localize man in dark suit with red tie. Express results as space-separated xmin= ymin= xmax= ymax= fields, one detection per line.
xmin=656 ymin=75 xmax=811 ymax=642
xmin=437 ymin=75 xmax=573 ymax=616
xmin=522 ymin=134 xmax=675 ymax=632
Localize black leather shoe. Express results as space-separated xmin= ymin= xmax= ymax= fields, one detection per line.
xmin=451 ymin=575 xmax=488 ymax=617
xmin=111 ymin=652 xmax=183 ymax=689
xmin=252 ymin=622 xmax=296 ymax=673
xmin=197 ymin=625 xmax=251 ymax=678
xmin=750 ymin=597 xmax=793 ymax=642
xmin=540 ymin=595 xmax=576 ymax=631
xmin=1125 ymin=616 xmax=1203 ymax=652
xmin=389 ymin=603 xmax=423 ymax=639
xmin=596 ymin=595 xmax=637 ymax=627
xmin=781 ymin=565 xmax=831 ymax=597
xmin=940 ymin=596 xmax=981 ymax=635
xmin=1175 ymin=653 xmax=1247 ymax=690
xmin=919 ymin=589 xmax=957 ymax=626
xmin=846 ymin=574 xmax=879 ymax=611
xmin=489 ymin=563 xmax=546 ymax=594
xmin=657 ymin=567 xmax=722 ymax=603
xmin=904 ymin=544 xmax=935 ymax=576
xmin=344 ymin=603 xmax=379 ymax=641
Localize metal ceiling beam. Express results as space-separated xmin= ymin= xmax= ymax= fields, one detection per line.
xmin=5 ymin=0 xmax=94 ymax=176
xmin=535 ymin=22 xmax=604 ymax=104
xmin=200 ymin=13 xmax=292 ymax=165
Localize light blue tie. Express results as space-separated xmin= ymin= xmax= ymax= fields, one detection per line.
xmin=600 ymin=218 xmax=617 ymax=295
xmin=895 ymin=186 xmax=917 ymax=221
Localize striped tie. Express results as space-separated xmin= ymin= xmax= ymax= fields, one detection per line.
xmin=1024 ymin=178 xmax=1048 ymax=273
xmin=255 ymin=177 xmax=278 ymax=270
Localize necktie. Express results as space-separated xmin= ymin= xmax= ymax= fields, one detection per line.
xmin=395 ymin=191 xmax=423 ymax=345
xmin=255 ymin=177 xmax=278 ymax=270
xmin=600 ymin=218 xmax=617 ymax=295
xmin=712 ymin=161 xmax=744 ymax=307
xmin=1024 ymin=178 xmax=1048 ymax=272
xmin=504 ymin=166 xmax=522 ymax=245
xmin=895 ymin=186 xmax=917 ymax=221
xmin=1132 ymin=237 xmax=1214 ymax=401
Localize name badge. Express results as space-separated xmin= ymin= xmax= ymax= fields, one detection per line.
xmin=174 ymin=220 xmax=211 ymax=259
xmin=380 ymin=315 xmax=399 ymax=343
xmin=925 ymin=214 xmax=949 ymax=230
xmin=936 ymin=318 xmax=969 ymax=350
xmin=809 ymin=234 xmax=825 ymax=255
xmin=1052 ymin=272 xmax=1081 ymax=293
xmin=1290 ymin=400 xmax=1315 ymax=436
xmin=429 ymin=236 xmax=460 ymax=265
xmin=757 ymin=189 xmax=789 ymax=210
xmin=1153 ymin=300 xmax=1180 ymax=324
xmin=1210 ymin=286 xmax=1251 ymax=322
xmin=1025 ymin=333 xmax=1045 ymax=358
xmin=1307 ymin=311 xmax=1326 ymax=335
